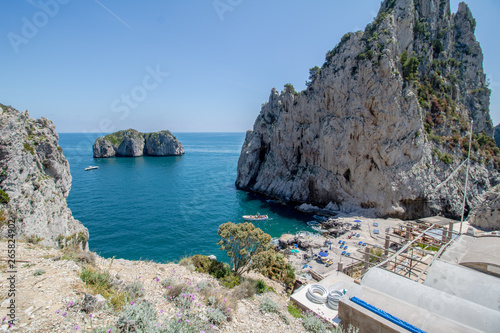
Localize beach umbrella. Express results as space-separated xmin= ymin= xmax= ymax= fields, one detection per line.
xmin=318 ymin=251 xmax=329 ymax=257
xmin=354 ymin=219 xmax=362 ymax=223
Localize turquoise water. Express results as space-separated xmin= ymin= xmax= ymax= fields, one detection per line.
xmin=59 ymin=133 xmax=316 ymax=262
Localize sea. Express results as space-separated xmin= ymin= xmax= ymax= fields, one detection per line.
xmin=59 ymin=133 xmax=317 ymax=263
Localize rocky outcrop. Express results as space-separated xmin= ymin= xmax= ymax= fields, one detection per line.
xmin=93 ymin=129 xmax=184 ymax=158
xmin=236 ymin=0 xmax=499 ymax=219
xmin=468 ymin=184 xmax=500 ymax=230
xmin=0 ymin=104 xmax=88 ymax=248
xmin=494 ymin=124 xmax=500 ymax=148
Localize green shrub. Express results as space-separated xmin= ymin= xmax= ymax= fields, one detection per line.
xmin=400 ymin=51 xmax=419 ymax=81
xmin=33 ymin=269 xmax=45 ymax=276
xmin=220 ymin=272 xmax=240 ymax=289
xmin=0 ymin=189 xmax=10 ymax=204
xmin=255 ymin=279 xmax=268 ymax=294
xmin=126 ymin=282 xmax=145 ymax=299
xmin=288 ymin=302 xmax=302 ymax=318
xmin=302 ymin=310 xmax=335 ymax=332
xmin=206 ymin=307 xmax=227 ymax=325
xmin=26 ymin=234 xmax=43 ymax=244
xmin=439 ymin=153 xmax=453 ymax=165
xmin=23 ymin=143 xmax=34 ymax=155
xmin=116 ymin=302 xmax=157 ymax=333
xmin=259 ymin=297 xmax=280 ymax=314
xmin=173 ymin=292 xmax=195 ymax=310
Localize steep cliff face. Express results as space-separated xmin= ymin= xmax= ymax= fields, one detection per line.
xmin=468 ymin=184 xmax=500 ymax=230
xmin=236 ymin=0 xmax=499 ymax=218
xmin=0 ymin=104 xmax=88 ymax=248
xmin=93 ymin=129 xmax=184 ymax=158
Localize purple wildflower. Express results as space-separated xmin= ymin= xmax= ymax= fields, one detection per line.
xmin=130 ymin=301 xmax=134 ymax=305
xmin=73 ymin=325 xmax=80 ymax=330
xmin=62 ymin=312 xmax=67 ymax=317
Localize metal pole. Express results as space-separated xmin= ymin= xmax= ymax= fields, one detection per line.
xmin=460 ymin=120 xmax=473 ymax=235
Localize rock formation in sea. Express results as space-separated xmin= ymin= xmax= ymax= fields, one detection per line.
xmin=93 ymin=129 xmax=184 ymax=158
xmin=236 ymin=0 xmax=500 ymax=219
xmin=0 ymin=104 xmax=88 ymax=249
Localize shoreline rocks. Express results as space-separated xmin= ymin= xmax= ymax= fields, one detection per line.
xmin=93 ymin=129 xmax=184 ymax=158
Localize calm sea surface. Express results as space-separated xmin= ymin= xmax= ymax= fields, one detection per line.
xmin=59 ymin=133 xmax=316 ymax=262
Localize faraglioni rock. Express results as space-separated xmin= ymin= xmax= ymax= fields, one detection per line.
xmin=0 ymin=104 xmax=89 ymax=249
xmin=93 ymin=129 xmax=184 ymax=158
xmin=236 ymin=0 xmax=500 ymax=219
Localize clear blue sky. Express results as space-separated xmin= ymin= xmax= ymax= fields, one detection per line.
xmin=1 ymin=0 xmax=499 ymax=133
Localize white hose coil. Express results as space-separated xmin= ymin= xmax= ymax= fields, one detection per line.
xmin=326 ymin=290 xmax=344 ymax=310
xmin=306 ymin=284 xmax=328 ymax=304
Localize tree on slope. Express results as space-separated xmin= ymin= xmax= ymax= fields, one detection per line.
xmin=217 ymin=222 xmax=271 ymax=276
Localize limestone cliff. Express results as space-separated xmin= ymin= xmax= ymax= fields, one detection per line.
xmin=468 ymin=184 xmax=500 ymax=230
xmin=0 ymin=104 xmax=88 ymax=248
xmin=93 ymin=129 xmax=184 ymax=158
xmin=236 ymin=0 xmax=499 ymax=219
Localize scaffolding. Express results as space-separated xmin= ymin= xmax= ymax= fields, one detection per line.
xmin=340 ymin=219 xmax=459 ymax=283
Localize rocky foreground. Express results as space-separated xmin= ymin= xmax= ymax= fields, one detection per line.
xmin=0 ymin=240 xmax=309 ymax=333
xmin=93 ymin=129 xmax=184 ymax=158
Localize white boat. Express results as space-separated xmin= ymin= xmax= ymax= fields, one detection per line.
xmin=242 ymin=213 xmax=268 ymax=221
xmin=84 ymin=166 xmax=99 ymax=171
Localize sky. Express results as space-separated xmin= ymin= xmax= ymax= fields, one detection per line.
xmin=1 ymin=0 xmax=499 ymax=133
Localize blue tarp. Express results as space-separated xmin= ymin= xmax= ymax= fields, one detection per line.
xmin=350 ymin=297 xmax=426 ymax=333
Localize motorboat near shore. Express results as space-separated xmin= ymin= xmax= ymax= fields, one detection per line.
xmin=242 ymin=213 xmax=269 ymax=221
xmin=84 ymin=166 xmax=99 ymax=171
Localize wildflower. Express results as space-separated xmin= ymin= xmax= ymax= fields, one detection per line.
xmin=89 ymin=314 xmax=93 ymax=318
xmin=73 ymin=325 xmax=80 ymax=330
xmin=186 ymin=319 xmax=190 ymax=323
xmin=156 ymin=278 xmax=160 ymax=282
xmin=107 ymin=329 xmax=112 ymax=333
xmin=130 ymin=301 xmax=135 ymax=305
xmin=160 ymin=309 xmax=164 ymax=313
xmin=168 ymin=286 xmax=171 ymax=289
xmin=55 ymin=310 xmax=60 ymax=314
xmin=2 ymin=317 xmax=6 ymax=322
xmin=62 ymin=312 xmax=67 ymax=317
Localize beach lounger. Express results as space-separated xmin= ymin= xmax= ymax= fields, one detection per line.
xmin=341 ymin=251 xmax=346 ymax=255
xmin=346 ymin=253 xmax=350 ymax=257
xmin=373 ymin=222 xmax=379 ymax=227
xmin=374 ymin=229 xmax=380 ymax=234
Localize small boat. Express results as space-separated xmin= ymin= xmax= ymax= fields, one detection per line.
xmin=84 ymin=166 xmax=99 ymax=171
xmin=242 ymin=213 xmax=268 ymax=221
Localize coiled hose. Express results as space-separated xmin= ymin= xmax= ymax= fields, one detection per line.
xmin=326 ymin=290 xmax=344 ymax=310
xmin=306 ymin=284 xmax=328 ymax=304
